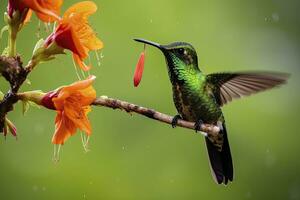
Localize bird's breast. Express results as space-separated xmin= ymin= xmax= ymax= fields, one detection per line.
xmin=172 ymin=83 xmax=222 ymax=123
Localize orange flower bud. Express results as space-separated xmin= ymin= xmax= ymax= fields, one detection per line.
xmin=133 ymin=51 xmax=145 ymax=87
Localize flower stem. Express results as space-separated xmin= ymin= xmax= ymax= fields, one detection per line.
xmin=8 ymin=27 xmax=17 ymax=57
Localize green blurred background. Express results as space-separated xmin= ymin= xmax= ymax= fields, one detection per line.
xmin=1 ymin=0 xmax=300 ymax=199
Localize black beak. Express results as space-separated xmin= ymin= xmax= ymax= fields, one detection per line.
xmin=134 ymin=38 xmax=165 ymax=51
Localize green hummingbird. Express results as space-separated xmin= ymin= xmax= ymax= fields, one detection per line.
xmin=134 ymin=38 xmax=289 ymax=185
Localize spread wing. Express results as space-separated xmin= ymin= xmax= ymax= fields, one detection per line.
xmin=206 ymin=71 xmax=289 ymax=106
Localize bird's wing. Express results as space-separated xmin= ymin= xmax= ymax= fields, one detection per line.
xmin=206 ymin=71 xmax=289 ymax=106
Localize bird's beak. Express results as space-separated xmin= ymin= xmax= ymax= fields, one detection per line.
xmin=134 ymin=38 xmax=165 ymax=51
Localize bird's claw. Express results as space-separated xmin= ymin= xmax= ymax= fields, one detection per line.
xmin=194 ymin=119 xmax=204 ymax=133
xmin=171 ymin=114 xmax=182 ymax=128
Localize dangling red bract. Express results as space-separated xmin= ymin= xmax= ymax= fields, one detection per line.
xmin=133 ymin=51 xmax=145 ymax=87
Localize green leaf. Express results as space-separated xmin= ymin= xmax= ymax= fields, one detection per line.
xmin=22 ymin=100 xmax=41 ymax=116
xmin=0 ymin=25 xmax=8 ymax=42
xmin=22 ymin=100 xmax=30 ymax=115
xmin=0 ymin=91 xmax=4 ymax=101
xmin=2 ymin=46 xmax=9 ymax=56
xmin=28 ymin=100 xmax=41 ymax=109
xmin=25 ymin=79 xmax=31 ymax=85
xmin=32 ymin=38 xmax=45 ymax=56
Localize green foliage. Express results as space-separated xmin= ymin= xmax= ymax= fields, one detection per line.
xmin=22 ymin=100 xmax=41 ymax=116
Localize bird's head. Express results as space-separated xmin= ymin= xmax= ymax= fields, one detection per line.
xmin=134 ymin=38 xmax=200 ymax=83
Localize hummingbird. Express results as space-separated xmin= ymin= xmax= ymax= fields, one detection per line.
xmin=134 ymin=38 xmax=289 ymax=185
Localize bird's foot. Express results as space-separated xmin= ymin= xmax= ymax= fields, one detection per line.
xmin=194 ymin=119 xmax=204 ymax=133
xmin=171 ymin=114 xmax=182 ymax=128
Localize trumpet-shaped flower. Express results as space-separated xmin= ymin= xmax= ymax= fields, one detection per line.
xmin=47 ymin=76 xmax=96 ymax=144
xmin=44 ymin=1 xmax=103 ymax=71
xmin=19 ymin=76 xmax=97 ymax=144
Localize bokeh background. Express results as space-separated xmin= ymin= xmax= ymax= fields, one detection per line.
xmin=1 ymin=0 xmax=300 ymax=199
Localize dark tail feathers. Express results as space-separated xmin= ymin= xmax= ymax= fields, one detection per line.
xmin=205 ymin=124 xmax=233 ymax=185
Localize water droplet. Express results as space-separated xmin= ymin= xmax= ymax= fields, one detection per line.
xmin=272 ymin=13 xmax=279 ymax=22
xmin=264 ymin=17 xmax=271 ymax=22
xmin=265 ymin=150 xmax=276 ymax=168
xmin=100 ymin=52 xmax=104 ymax=59
xmin=245 ymin=191 xmax=252 ymax=199
xmin=32 ymin=185 xmax=38 ymax=192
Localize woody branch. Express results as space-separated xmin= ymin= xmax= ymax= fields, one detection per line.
xmin=0 ymin=55 xmax=36 ymax=130
xmin=92 ymin=96 xmax=220 ymax=137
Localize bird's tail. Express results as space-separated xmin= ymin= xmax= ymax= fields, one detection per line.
xmin=205 ymin=123 xmax=233 ymax=185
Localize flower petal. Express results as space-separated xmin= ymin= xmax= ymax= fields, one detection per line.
xmin=64 ymin=102 xmax=92 ymax=135
xmin=52 ymin=76 xmax=96 ymax=110
xmin=52 ymin=111 xmax=77 ymax=144
xmin=24 ymin=9 xmax=32 ymax=23
xmin=21 ymin=0 xmax=62 ymax=22
xmin=63 ymin=1 xmax=97 ymax=20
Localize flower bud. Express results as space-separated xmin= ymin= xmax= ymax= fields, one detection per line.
xmin=31 ymin=39 xmax=65 ymax=65
xmin=18 ymin=90 xmax=46 ymax=105
xmin=4 ymin=118 xmax=17 ymax=137
xmin=133 ymin=51 xmax=145 ymax=87
xmin=6 ymin=118 xmax=17 ymax=137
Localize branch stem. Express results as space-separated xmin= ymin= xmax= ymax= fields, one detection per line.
xmin=92 ymin=96 xmax=220 ymax=137
xmin=8 ymin=27 xmax=17 ymax=57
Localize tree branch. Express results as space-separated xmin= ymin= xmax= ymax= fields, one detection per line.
xmin=92 ymin=96 xmax=220 ymax=137
xmin=0 ymin=55 xmax=34 ymax=131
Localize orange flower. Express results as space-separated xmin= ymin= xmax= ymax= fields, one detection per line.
xmin=41 ymin=76 xmax=97 ymax=144
xmin=45 ymin=1 xmax=103 ymax=71
xmin=7 ymin=0 xmax=62 ymax=23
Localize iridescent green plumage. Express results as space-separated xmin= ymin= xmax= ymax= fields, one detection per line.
xmin=134 ymin=38 xmax=289 ymax=185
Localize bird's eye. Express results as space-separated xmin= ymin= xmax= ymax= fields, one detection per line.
xmin=177 ymin=48 xmax=184 ymax=54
